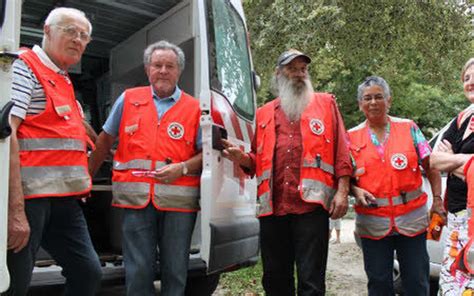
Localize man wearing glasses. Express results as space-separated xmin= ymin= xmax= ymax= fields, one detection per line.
xmin=6 ymin=7 xmax=101 ymax=296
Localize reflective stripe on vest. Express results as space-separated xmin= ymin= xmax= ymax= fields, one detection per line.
xmin=155 ymin=161 xmax=167 ymax=170
xmin=301 ymin=178 xmax=336 ymax=208
xmin=154 ymin=184 xmax=199 ymax=209
xmin=257 ymin=191 xmax=272 ymax=216
xmin=372 ymin=187 xmax=423 ymax=207
xmin=394 ymin=203 xmax=428 ymax=235
xmin=356 ymin=204 xmax=428 ymax=238
xmin=113 ymin=160 xmax=170 ymax=171
xmin=356 ymin=213 xmax=391 ymax=238
xmin=18 ymin=138 xmax=86 ymax=152
xmin=113 ymin=159 xmax=152 ymax=171
xmin=257 ymin=169 xmax=271 ymax=186
xmin=21 ymin=165 xmax=90 ymax=196
xmin=112 ymin=182 xmax=149 ymax=206
xmin=302 ymin=156 xmax=335 ymax=175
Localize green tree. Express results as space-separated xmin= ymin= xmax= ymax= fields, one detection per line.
xmin=244 ymin=0 xmax=473 ymax=135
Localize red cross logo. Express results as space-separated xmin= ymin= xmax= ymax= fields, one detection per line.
xmin=391 ymin=153 xmax=407 ymax=170
xmin=167 ymin=122 xmax=184 ymax=139
xmin=394 ymin=157 xmax=404 ymax=166
xmin=310 ymin=119 xmax=324 ymax=135
xmin=233 ymin=144 xmax=248 ymax=195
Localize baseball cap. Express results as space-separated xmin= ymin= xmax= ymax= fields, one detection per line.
xmin=277 ymin=49 xmax=311 ymax=67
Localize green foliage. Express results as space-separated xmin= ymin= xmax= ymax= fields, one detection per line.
xmin=244 ymin=0 xmax=473 ymax=136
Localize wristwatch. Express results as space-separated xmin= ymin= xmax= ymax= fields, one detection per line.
xmin=181 ymin=162 xmax=188 ymax=176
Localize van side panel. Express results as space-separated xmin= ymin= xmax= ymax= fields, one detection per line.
xmin=0 ymin=0 xmax=23 ymax=291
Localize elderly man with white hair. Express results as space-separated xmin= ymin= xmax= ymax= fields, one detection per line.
xmin=223 ymin=49 xmax=352 ymax=295
xmin=89 ymin=40 xmax=202 ymax=296
xmin=7 ymin=7 xmax=102 ymax=296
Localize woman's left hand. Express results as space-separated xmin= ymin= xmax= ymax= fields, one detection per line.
xmin=430 ymin=196 xmax=447 ymax=221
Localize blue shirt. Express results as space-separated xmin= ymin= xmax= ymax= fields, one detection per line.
xmin=103 ymin=86 xmax=202 ymax=149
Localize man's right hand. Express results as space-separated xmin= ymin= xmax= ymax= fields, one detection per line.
xmin=221 ymin=139 xmax=246 ymax=164
xmin=8 ymin=207 xmax=30 ymax=253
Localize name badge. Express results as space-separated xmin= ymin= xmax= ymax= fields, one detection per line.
xmin=125 ymin=124 xmax=138 ymax=134
xmin=55 ymin=104 xmax=72 ymax=115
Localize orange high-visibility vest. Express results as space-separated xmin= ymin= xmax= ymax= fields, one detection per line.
xmin=112 ymin=86 xmax=201 ymax=212
xmin=16 ymin=48 xmax=91 ymax=199
xmin=348 ymin=117 xmax=428 ymax=239
xmin=255 ymin=93 xmax=337 ymax=217
xmin=451 ymin=157 xmax=474 ymax=275
xmin=466 ymin=157 xmax=474 ymax=238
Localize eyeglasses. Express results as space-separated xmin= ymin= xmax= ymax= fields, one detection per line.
xmin=54 ymin=25 xmax=92 ymax=43
xmin=361 ymin=94 xmax=385 ymax=102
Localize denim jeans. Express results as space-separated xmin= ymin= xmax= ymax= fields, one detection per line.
xmin=260 ymin=207 xmax=329 ymax=296
xmin=361 ymin=232 xmax=429 ymax=296
xmin=122 ymin=204 xmax=197 ymax=296
xmin=5 ymin=197 xmax=102 ymax=296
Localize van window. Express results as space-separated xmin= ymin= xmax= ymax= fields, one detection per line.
xmin=207 ymin=0 xmax=255 ymax=121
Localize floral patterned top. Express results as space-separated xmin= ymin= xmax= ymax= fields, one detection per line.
xmin=367 ymin=118 xmax=431 ymax=163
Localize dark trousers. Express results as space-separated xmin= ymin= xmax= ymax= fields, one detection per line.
xmin=260 ymin=207 xmax=329 ymax=296
xmin=5 ymin=198 xmax=102 ymax=296
xmin=361 ymin=232 xmax=429 ymax=296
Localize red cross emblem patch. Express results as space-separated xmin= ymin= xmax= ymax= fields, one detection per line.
xmin=391 ymin=153 xmax=408 ymax=170
xmin=167 ymin=122 xmax=184 ymax=140
xmin=309 ymin=119 xmax=324 ymax=135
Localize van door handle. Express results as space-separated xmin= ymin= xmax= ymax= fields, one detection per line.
xmin=0 ymin=50 xmax=18 ymax=71
xmin=0 ymin=101 xmax=14 ymax=140
xmin=212 ymin=124 xmax=228 ymax=151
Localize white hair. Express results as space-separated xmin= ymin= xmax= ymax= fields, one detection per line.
xmin=272 ymin=71 xmax=313 ymax=121
xmin=42 ymin=7 xmax=92 ymax=47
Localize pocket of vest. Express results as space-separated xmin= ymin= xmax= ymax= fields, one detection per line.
xmin=124 ymin=118 xmax=140 ymax=135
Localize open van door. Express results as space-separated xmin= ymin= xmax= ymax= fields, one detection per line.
xmin=0 ymin=0 xmax=22 ymax=292
xmin=198 ymin=0 xmax=260 ymax=273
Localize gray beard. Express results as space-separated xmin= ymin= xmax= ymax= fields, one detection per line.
xmin=278 ymin=75 xmax=313 ymax=121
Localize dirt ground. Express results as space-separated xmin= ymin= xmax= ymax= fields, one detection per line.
xmin=326 ymin=218 xmax=368 ymax=296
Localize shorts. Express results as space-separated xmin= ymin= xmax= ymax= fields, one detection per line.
xmin=329 ymin=218 xmax=341 ymax=230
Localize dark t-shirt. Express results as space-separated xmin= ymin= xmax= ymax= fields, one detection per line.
xmin=443 ymin=114 xmax=474 ymax=213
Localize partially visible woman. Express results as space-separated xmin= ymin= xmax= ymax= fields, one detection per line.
xmin=349 ymin=76 xmax=444 ymax=296
xmin=431 ymin=58 xmax=474 ymax=295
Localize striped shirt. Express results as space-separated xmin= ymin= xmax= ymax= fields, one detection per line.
xmin=10 ymin=45 xmax=83 ymax=120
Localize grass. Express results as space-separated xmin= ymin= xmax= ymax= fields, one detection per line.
xmin=218 ymin=260 xmax=264 ymax=295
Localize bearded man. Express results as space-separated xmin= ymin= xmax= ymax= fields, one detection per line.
xmin=222 ymin=49 xmax=352 ymax=295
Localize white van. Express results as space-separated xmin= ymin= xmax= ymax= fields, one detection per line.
xmin=0 ymin=0 xmax=259 ymax=294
